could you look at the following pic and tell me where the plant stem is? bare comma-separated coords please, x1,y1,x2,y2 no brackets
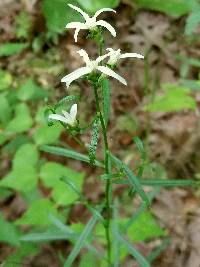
93,82,112,265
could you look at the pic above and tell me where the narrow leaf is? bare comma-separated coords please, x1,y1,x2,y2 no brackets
55,95,80,109
114,179,195,187
40,145,104,168
64,216,98,267
111,154,150,206
101,78,110,126
89,116,100,165
117,234,151,267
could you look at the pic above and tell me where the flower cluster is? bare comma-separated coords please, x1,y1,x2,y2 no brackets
49,4,144,127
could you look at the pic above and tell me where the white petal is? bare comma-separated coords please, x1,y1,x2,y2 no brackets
95,20,116,37
68,4,90,21
62,110,70,117
94,8,116,19
74,28,81,42
65,22,87,29
49,114,69,124
77,49,91,65
61,67,91,88
120,53,144,59
96,52,111,63
70,104,77,120
97,66,127,85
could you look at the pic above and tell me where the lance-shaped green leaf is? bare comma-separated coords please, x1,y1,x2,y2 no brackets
117,234,151,267
101,78,110,127
89,116,100,165
114,179,195,187
64,215,98,267
111,154,150,206
40,145,104,167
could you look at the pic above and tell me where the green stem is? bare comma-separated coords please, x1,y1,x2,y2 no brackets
93,82,112,265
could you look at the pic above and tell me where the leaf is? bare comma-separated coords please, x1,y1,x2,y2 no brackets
42,0,81,34
185,6,200,35
145,84,196,112
101,78,110,126
79,253,99,267
89,116,100,165
13,143,38,169
114,179,195,187
6,103,33,134
117,234,151,267
77,0,120,13
0,166,38,192
111,154,150,206
0,69,12,90
17,78,48,101
40,145,104,167
127,211,165,242
16,199,59,226
21,230,74,242
133,136,146,159
33,124,63,145
2,135,30,154
0,213,20,246
134,0,196,17
0,94,12,125
0,43,28,56
64,215,98,267
40,162,85,206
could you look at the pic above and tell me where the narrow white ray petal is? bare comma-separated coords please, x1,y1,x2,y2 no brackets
95,20,116,37
97,66,127,85
68,4,90,20
48,114,69,124
94,8,116,19
65,22,87,29
70,104,78,120
120,53,144,59
61,67,91,87
62,110,70,117
96,52,111,63
77,49,91,65
74,28,81,42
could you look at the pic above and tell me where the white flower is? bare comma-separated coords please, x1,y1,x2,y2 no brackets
48,104,77,126
66,4,116,42
61,49,127,88
106,48,144,65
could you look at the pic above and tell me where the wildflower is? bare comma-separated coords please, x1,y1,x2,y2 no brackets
106,48,144,65
66,4,116,42
49,104,77,126
61,49,127,87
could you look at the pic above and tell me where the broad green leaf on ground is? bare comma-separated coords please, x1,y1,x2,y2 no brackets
16,199,59,226
2,135,30,154
13,143,39,169
33,124,63,145
79,252,99,267
116,114,138,133
0,43,28,56
6,103,33,133
0,213,20,246
40,162,85,206
134,0,196,17
77,0,120,13
127,211,165,242
145,84,196,112
0,166,38,192
3,244,38,267
17,78,48,101
0,69,12,90
185,6,200,35
42,0,81,34
0,94,12,124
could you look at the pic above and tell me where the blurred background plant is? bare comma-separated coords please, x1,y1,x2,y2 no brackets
0,0,200,266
